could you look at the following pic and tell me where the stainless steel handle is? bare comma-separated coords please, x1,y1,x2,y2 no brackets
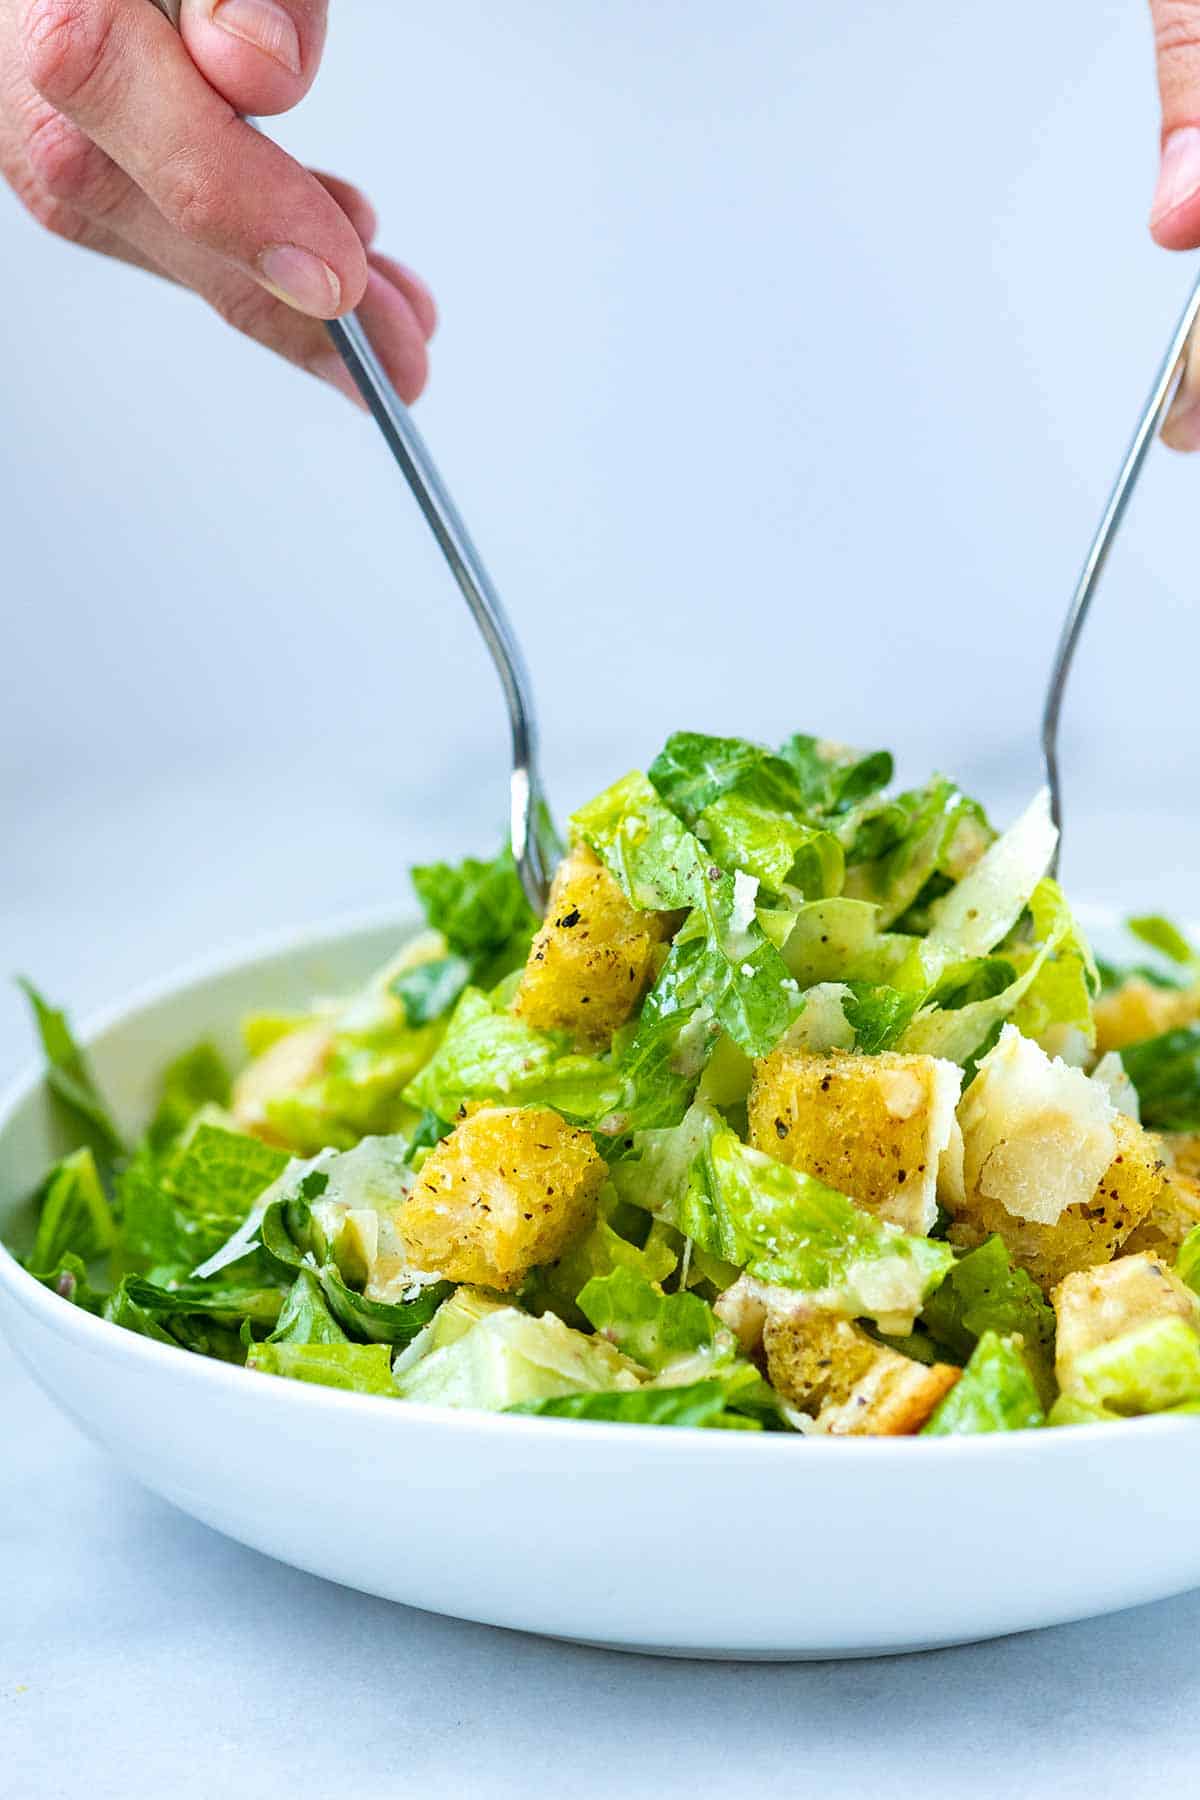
140,0,556,911
1042,268,1200,870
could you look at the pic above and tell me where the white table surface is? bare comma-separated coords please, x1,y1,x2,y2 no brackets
4,767,1200,1799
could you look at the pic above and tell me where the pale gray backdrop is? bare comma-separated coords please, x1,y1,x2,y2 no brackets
3,4,1200,1793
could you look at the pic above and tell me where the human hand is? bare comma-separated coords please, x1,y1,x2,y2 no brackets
1149,0,1200,446
0,0,435,406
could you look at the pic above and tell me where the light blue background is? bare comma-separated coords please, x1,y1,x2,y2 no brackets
3,3,1199,1791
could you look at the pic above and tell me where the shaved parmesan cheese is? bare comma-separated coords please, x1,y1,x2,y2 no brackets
959,1024,1116,1227
1090,1050,1141,1121
927,788,1057,960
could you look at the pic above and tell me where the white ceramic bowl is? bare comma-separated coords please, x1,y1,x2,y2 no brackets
2,912,1198,1659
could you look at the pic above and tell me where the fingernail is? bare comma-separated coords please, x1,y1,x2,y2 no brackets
1152,126,1200,227
310,352,367,410
1162,339,1200,451
211,0,301,73
257,244,341,316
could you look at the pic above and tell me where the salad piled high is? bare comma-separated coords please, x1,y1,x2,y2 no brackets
16,730,1200,1434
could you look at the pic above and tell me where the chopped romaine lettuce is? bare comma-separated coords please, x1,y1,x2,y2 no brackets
394,1289,640,1411
1127,915,1200,970
507,1380,761,1428
841,777,990,930
146,1042,232,1152
410,845,536,981
247,1340,398,1395
18,978,127,1163
576,1267,721,1371
404,987,622,1123
27,1147,114,1273
1120,1026,1200,1131
1057,1316,1200,1415
921,1332,1045,1435
389,954,472,1028
571,770,708,911
919,1236,1056,1405
777,736,894,816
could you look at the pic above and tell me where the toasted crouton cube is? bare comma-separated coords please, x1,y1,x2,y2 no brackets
1094,978,1200,1055
512,844,677,1050
945,1025,1164,1290
1052,1252,1200,1388
232,1022,334,1143
401,1105,603,1290
747,1047,962,1234
762,1306,960,1436
1122,1165,1200,1259
1164,1131,1200,1181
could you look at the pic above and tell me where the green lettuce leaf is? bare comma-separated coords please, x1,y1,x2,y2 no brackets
18,978,126,1163
119,1274,285,1328
1127,915,1200,970
1057,1315,1200,1416
522,1187,679,1324
318,1264,451,1345
841,777,990,930
32,1252,108,1315
389,954,472,1027
146,1042,231,1152
777,736,894,816
576,1266,719,1370
646,732,842,894
571,770,708,911
27,1146,115,1272
1005,879,1098,1053
506,1380,758,1428
118,1125,289,1275
919,1236,1056,1405
394,1290,640,1411
267,1267,347,1344
411,845,536,981
1176,1224,1200,1295
247,1340,398,1395
614,1105,950,1331
921,1331,1045,1435
404,986,622,1123
1121,1027,1200,1131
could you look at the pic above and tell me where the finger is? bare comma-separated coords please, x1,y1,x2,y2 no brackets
1162,330,1200,448
367,251,438,340
313,170,377,247
310,267,430,404
178,0,327,119
1149,0,1200,246
20,0,368,315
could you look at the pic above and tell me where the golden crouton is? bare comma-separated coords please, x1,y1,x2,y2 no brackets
950,1112,1164,1293
1052,1252,1200,1389
401,1105,604,1290
1094,978,1200,1054
512,844,677,1050
1122,1163,1200,1260
1165,1131,1200,1181
747,1048,962,1235
231,1022,334,1143
762,1307,960,1436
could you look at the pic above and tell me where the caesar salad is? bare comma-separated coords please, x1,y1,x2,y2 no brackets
14,730,1200,1435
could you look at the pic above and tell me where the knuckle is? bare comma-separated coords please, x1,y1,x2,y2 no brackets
157,147,228,243
21,0,119,111
1155,1,1200,58
23,104,107,206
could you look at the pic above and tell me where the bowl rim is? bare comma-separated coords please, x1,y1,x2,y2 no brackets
0,903,1190,1462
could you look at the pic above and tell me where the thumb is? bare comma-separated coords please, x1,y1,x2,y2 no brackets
1149,0,1200,246
179,0,328,118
